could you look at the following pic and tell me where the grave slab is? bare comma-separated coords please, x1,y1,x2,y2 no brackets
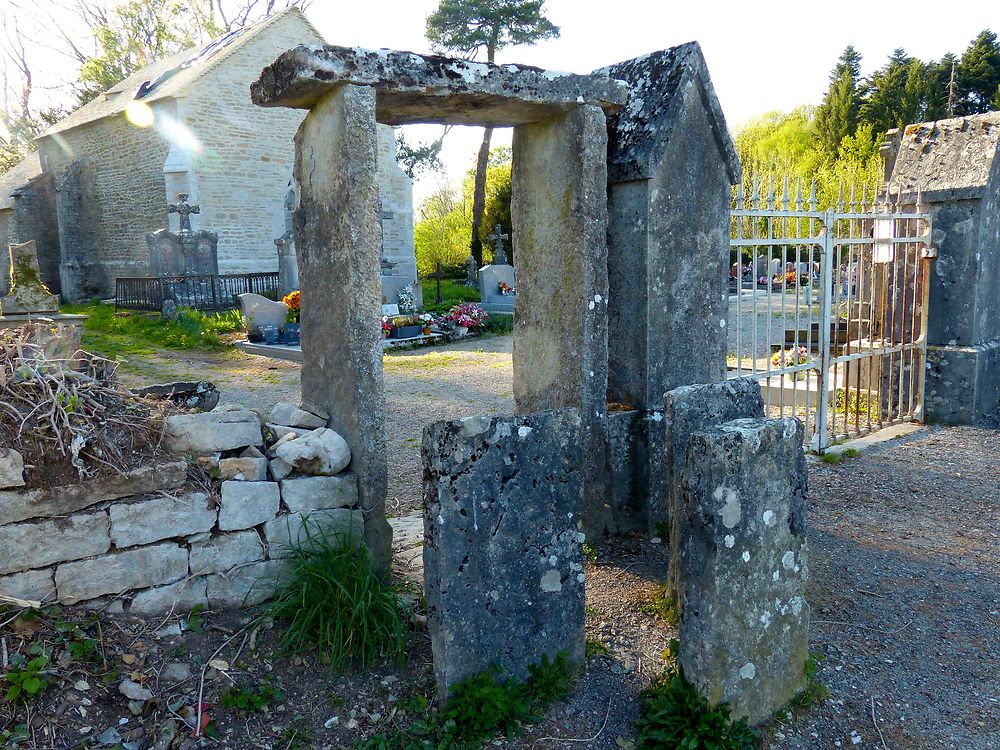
422,410,585,701
678,417,809,725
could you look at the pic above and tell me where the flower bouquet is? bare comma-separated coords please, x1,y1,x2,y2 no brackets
281,290,301,344
771,346,810,379
419,312,435,335
381,317,392,339
498,281,515,296
396,284,417,314
445,302,488,336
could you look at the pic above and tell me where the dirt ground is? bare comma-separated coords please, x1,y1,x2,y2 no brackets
3,338,997,749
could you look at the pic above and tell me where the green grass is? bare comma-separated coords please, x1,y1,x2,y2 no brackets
586,638,611,657
62,302,243,359
264,519,407,670
635,647,759,750
787,655,829,714
356,652,576,750
482,314,513,335
421,278,480,315
639,586,680,625
819,447,860,464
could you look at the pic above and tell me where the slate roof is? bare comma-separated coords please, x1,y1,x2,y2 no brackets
41,7,322,138
596,43,741,184
0,152,42,211
887,112,1000,200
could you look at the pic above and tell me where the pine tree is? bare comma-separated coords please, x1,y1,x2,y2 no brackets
957,30,1000,114
815,46,863,161
859,49,918,133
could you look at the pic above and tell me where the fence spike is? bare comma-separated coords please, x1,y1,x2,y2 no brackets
795,177,804,211
849,182,857,212
751,175,760,210
735,181,745,210
836,182,846,212
766,174,775,210
808,180,818,211
861,183,869,212
780,175,790,210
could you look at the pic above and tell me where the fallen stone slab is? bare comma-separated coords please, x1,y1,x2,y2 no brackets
110,492,216,548
280,474,358,512
274,427,351,476
55,543,189,604
164,407,262,454
0,460,187,525
252,44,628,127
218,481,280,531
190,531,265,574
0,448,25,489
129,577,209,615
267,424,310,443
0,568,55,602
269,402,326,429
423,410,586,700
263,509,364,558
132,381,220,412
0,511,110,575
678,417,809,725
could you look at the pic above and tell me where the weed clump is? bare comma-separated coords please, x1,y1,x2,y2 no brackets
265,520,407,670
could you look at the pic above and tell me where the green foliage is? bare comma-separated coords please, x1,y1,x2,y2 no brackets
356,652,575,750
586,638,611,657
220,681,283,712
265,519,407,670
635,663,759,750
957,30,1000,114
4,649,51,702
788,654,829,713
426,0,559,60
581,544,599,564
819,447,860,464
815,46,863,162
482,315,513,335
421,279,481,315
396,130,446,179
640,586,680,625
62,302,242,357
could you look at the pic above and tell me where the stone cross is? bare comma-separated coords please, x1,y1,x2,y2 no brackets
168,193,200,233
487,224,510,266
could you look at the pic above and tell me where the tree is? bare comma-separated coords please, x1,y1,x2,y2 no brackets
815,46,863,161
475,146,512,262
414,185,471,277
859,48,921,134
425,0,558,267
395,129,448,179
957,30,1000,114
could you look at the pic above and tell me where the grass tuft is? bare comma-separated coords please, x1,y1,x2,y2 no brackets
640,586,680,625
264,518,407,670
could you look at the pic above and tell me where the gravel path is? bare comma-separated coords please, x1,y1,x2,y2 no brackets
116,343,998,748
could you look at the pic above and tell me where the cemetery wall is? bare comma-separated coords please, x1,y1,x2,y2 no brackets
11,173,62,294
0,404,364,612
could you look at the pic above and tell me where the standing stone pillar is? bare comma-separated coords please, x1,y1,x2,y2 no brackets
511,104,610,538
293,84,391,576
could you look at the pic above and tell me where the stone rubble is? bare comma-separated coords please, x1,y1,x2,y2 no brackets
0,448,25,489
273,427,351,475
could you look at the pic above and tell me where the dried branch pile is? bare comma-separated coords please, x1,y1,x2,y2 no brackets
0,324,166,485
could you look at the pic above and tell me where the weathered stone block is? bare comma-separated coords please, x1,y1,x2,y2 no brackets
207,560,286,607
110,492,216,548
263,509,363,558
190,531,264,574
423,410,586,701
511,105,610,537
294,84,391,576
0,568,55,602
664,378,764,595
0,240,59,314
925,340,1000,425
678,417,809,725
269,402,326,429
269,457,293,481
273,427,351,476
218,481,280,531
280,474,358,512
0,449,25,489
605,409,667,536
55,543,189,604
164,407,262,454
0,460,187,525
219,456,269,481
130,577,209,615
0,511,110,575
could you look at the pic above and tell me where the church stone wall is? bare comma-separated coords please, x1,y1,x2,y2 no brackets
182,12,321,275
39,115,170,296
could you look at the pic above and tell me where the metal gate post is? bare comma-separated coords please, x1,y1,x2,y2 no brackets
813,209,836,452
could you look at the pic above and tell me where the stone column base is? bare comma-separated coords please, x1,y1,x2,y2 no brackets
925,340,1000,425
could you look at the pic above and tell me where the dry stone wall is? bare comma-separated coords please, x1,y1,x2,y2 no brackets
0,401,363,612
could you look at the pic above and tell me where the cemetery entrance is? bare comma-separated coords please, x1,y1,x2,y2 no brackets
728,182,934,452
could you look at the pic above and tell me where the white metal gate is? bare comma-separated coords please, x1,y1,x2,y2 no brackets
728,179,934,452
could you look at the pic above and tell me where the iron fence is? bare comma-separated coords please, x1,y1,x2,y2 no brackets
729,178,934,451
115,273,281,312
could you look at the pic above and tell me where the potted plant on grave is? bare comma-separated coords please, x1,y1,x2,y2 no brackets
397,284,417,314
281,290,301,344
445,302,488,336
419,312,435,335
389,315,423,339
771,346,810,379
381,317,392,339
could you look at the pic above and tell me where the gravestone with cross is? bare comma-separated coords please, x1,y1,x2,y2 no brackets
146,193,219,276
478,223,516,314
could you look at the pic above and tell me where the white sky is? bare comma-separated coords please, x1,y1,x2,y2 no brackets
4,0,997,204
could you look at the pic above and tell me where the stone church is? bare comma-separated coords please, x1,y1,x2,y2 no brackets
0,8,415,302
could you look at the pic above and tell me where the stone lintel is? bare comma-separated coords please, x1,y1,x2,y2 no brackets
252,44,627,126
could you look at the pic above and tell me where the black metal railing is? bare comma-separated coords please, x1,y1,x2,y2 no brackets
115,273,281,312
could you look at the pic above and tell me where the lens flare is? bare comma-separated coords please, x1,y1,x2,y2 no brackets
124,100,155,128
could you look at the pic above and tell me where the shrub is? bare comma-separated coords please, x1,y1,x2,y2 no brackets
635,664,759,750
264,519,407,669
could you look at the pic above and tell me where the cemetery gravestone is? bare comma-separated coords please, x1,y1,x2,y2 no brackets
238,293,287,338
478,223,516,314
0,240,59,315
422,410,586,700
678,417,809,726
